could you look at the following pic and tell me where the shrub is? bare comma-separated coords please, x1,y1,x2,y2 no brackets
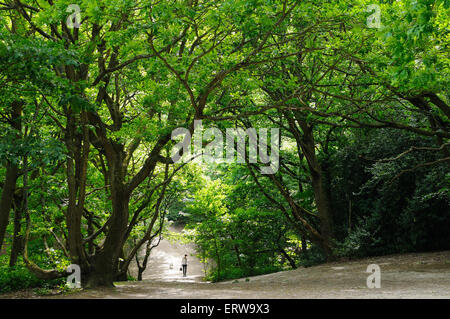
0,257,65,294
297,245,327,267
205,265,283,282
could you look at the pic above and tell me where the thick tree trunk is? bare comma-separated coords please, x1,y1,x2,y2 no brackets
310,170,334,257
85,251,115,287
86,148,130,287
278,111,335,258
0,101,22,250
0,163,19,250
86,196,129,287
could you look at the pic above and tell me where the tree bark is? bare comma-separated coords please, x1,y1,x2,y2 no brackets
22,155,65,279
279,247,297,269
9,199,23,267
0,163,19,251
301,236,307,254
0,100,22,250
85,145,129,287
293,113,335,259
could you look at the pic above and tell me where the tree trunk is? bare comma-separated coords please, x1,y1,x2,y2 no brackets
0,163,19,251
295,115,334,259
301,236,307,254
230,234,242,267
65,110,90,269
86,148,130,287
137,236,160,281
0,101,22,250
85,251,115,287
9,201,23,267
279,247,297,269
85,196,129,287
309,169,334,258
22,155,65,280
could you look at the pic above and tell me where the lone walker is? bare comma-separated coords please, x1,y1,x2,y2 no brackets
181,254,188,277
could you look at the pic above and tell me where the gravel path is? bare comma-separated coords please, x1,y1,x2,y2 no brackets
50,251,450,299
128,224,205,283
1,228,449,299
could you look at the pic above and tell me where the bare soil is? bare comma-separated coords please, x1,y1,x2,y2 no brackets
76,250,450,299
2,225,449,299
2,250,449,299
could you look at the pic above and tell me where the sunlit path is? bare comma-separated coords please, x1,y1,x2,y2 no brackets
130,224,205,283
32,250,450,299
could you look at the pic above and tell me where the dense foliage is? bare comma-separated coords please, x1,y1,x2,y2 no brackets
0,0,448,290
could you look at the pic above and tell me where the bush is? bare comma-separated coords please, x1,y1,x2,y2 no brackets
206,265,282,282
334,218,383,258
0,256,65,294
329,128,450,258
297,245,327,267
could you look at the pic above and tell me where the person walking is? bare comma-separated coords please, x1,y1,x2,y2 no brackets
181,254,188,277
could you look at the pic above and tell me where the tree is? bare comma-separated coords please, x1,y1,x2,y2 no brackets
1,0,303,287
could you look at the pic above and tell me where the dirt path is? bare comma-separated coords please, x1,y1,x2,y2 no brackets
128,224,205,283
1,231,449,299
45,250,450,299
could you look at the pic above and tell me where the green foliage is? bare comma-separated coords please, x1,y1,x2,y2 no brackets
296,246,327,268
374,0,449,94
335,219,382,258
206,265,282,283
0,256,64,294
329,128,450,257
184,169,301,281
0,0,448,291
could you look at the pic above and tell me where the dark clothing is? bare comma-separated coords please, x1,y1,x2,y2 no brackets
182,264,187,277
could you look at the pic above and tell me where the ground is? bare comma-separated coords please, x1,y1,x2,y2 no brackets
1,227,449,299
127,224,206,283
49,250,450,299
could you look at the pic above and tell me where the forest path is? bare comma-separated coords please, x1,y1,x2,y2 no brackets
128,224,205,283
48,250,450,299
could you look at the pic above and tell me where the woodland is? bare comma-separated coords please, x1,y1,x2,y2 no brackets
0,0,448,291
